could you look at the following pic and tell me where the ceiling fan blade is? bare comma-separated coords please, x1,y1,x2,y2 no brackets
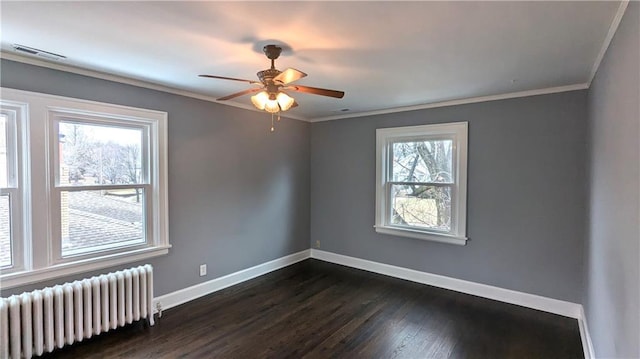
199,74,260,84
217,87,262,101
273,68,307,85
289,85,345,99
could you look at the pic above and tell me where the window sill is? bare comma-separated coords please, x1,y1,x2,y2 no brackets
0,245,171,289
374,225,468,246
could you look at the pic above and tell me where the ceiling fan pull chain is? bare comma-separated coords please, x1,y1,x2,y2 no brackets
277,112,281,122
271,112,275,132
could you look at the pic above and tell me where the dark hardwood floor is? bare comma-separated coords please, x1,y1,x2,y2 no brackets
41,259,583,358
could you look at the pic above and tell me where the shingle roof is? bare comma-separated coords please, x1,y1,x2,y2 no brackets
1,191,144,267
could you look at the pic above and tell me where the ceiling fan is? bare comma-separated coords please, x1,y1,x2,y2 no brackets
199,45,345,115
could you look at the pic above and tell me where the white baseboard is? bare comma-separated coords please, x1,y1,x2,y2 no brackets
152,248,591,358
312,248,593,358
154,249,310,311
310,249,582,319
579,306,595,359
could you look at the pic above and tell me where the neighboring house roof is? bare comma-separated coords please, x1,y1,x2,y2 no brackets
0,191,143,266
62,191,144,253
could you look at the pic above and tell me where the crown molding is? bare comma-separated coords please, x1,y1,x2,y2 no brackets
0,47,600,125
0,51,307,122
587,0,629,86
309,83,590,122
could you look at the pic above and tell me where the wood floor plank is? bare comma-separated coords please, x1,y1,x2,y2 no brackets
40,259,583,358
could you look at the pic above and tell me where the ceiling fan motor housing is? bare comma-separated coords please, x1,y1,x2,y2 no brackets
257,68,281,84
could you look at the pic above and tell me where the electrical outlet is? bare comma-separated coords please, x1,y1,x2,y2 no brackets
315,240,320,248
199,264,207,276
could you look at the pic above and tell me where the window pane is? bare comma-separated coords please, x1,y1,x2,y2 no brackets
61,189,145,257
58,122,143,186
392,140,453,183
390,184,451,232
0,194,12,267
0,114,8,188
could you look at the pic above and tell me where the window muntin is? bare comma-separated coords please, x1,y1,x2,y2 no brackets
376,122,468,245
0,88,169,289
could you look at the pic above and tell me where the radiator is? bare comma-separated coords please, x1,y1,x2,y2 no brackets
0,264,155,359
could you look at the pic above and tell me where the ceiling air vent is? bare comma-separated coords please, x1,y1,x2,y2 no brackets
12,44,66,61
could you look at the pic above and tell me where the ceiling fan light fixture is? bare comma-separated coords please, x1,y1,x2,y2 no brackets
202,43,344,127
252,91,295,113
276,92,295,111
251,91,269,110
264,99,281,113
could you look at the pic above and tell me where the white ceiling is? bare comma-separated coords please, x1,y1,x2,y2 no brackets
0,1,623,121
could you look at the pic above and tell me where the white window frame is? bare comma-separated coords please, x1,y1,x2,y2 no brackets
0,100,29,274
375,122,468,245
50,112,152,262
0,88,170,288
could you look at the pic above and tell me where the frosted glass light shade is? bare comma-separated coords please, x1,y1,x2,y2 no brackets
251,91,269,110
264,100,280,113
276,92,294,111
251,91,295,113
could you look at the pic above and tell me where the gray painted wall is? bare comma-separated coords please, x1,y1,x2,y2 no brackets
585,2,639,357
5,21,636,356
311,91,588,303
0,59,311,297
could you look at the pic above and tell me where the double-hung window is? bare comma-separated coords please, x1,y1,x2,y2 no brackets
375,122,468,245
0,100,27,273
52,116,151,259
0,88,169,288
